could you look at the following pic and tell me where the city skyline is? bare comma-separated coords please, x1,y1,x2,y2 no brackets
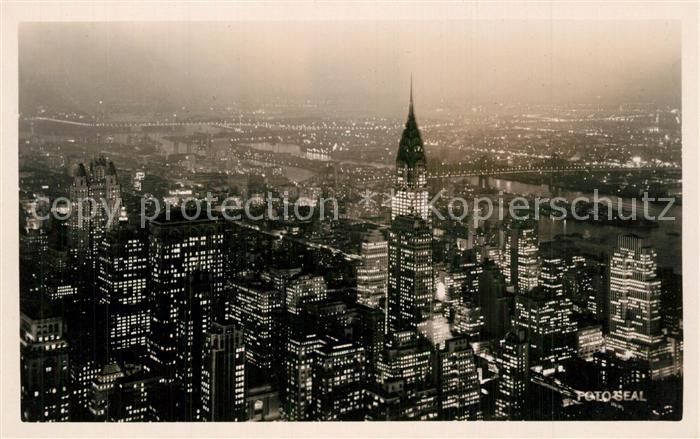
19,84,684,422
16,18,685,426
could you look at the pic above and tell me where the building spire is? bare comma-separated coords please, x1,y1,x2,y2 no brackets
409,74,414,115
396,75,425,167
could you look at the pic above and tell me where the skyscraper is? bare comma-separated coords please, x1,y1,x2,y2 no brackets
67,163,90,266
20,305,70,422
376,331,434,387
387,216,434,335
607,235,667,378
388,84,435,337
229,276,283,371
201,322,246,421
19,219,48,291
563,258,608,323
68,158,122,271
516,224,539,293
447,251,484,340
68,355,100,421
538,248,566,298
532,248,577,365
502,220,539,293
283,323,322,421
97,228,150,363
63,162,124,421
312,336,366,421
146,212,224,420
44,228,79,301
356,229,388,310
495,330,529,420
391,80,429,223
476,262,511,342
437,337,482,420
512,284,576,368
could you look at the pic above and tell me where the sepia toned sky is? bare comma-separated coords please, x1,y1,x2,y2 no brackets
19,21,681,115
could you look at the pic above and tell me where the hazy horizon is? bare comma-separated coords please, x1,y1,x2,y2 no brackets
19,21,681,117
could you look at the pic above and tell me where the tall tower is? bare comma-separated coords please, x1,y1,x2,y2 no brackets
68,163,90,265
495,330,529,420
229,276,283,373
146,212,225,421
68,158,123,271
201,322,246,421
387,82,434,336
66,159,123,420
283,320,322,421
356,229,389,310
391,79,429,222
502,220,539,293
97,228,150,364
607,235,665,376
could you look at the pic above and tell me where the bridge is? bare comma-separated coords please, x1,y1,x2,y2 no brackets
26,116,253,129
353,163,681,188
25,116,373,131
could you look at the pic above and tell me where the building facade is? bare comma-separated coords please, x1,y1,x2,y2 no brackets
201,322,246,421
146,213,224,420
356,229,388,310
97,228,150,363
20,308,70,421
607,235,667,378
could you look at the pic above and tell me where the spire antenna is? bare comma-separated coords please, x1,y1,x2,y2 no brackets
409,74,414,109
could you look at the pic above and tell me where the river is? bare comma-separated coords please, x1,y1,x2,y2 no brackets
468,177,682,272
